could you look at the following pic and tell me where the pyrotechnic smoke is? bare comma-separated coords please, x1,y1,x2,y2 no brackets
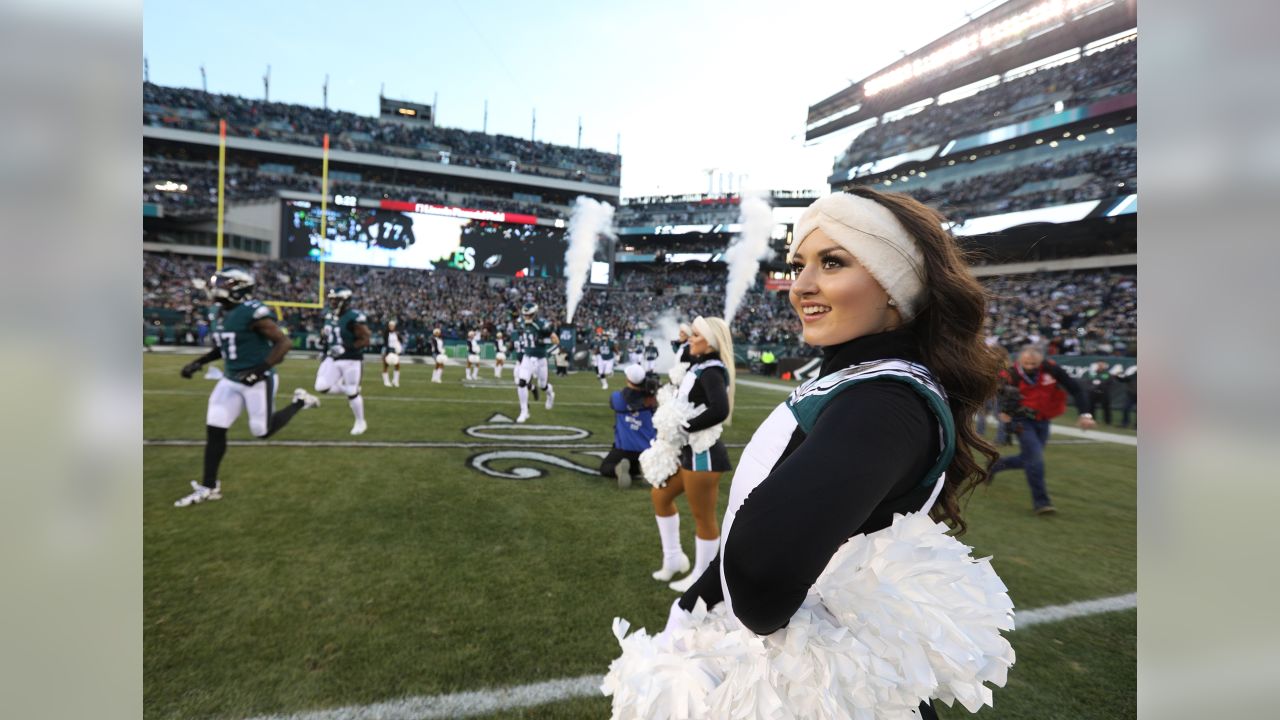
644,310,684,373
564,196,615,322
722,195,775,322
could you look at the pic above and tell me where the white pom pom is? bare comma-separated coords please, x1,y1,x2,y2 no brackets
603,514,1015,719
688,425,722,454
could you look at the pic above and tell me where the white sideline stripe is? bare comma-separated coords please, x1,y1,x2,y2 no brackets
143,389,778,410
242,675,605,720
1047,423,1137,446
144,439,750,449
1018,592,1136,628
239,593,1136,720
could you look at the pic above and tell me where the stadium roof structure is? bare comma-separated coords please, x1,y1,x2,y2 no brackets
805,0,1137,141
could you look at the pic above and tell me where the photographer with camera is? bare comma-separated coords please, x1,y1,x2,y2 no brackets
599,365,657,489
989,345,1095,515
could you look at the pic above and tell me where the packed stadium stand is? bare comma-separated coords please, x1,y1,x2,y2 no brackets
143,0,1138,368
144,83,620,184
144,252,1136,361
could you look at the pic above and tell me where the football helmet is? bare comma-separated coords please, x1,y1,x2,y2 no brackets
327,286,354,312
207,268,255,305
520,301,538,317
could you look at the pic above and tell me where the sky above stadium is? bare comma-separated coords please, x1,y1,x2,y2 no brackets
143,0,1003,198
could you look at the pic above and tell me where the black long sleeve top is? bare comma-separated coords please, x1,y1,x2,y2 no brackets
684,352,730,433
678,330,942,636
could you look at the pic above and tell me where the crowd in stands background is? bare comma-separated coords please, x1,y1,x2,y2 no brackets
146,137,1133,227
900,145,1136,223
834,39,1135,174
144,83,620,184
144,152,571,219
144,253,1136,359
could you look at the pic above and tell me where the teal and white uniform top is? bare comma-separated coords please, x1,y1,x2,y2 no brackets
518,318,555,359
210,300,276,380
599,342,615,360
608,357,1016,718
322,307,367,360
719,358,955,618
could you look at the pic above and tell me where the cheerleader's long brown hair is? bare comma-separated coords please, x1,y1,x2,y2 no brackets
844,187,1004,535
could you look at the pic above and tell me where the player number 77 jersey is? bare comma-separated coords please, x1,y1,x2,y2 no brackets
210,300,275,375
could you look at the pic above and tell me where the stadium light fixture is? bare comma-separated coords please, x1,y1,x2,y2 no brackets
1050,140,1060,147
862,0,1112,97
1036,138,1044,144
1077,134,1086,141
1107,127,1116,134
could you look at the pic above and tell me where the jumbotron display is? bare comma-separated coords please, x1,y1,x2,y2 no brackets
279,199,609,282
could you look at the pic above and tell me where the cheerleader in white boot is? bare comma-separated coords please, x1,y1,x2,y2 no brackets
643,316,735,593
606,189,1014,720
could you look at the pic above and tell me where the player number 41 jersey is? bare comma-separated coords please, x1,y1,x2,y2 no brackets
322,308,367,360
518,319,555,358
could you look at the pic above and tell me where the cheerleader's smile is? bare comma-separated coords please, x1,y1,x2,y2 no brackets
788,228,899,347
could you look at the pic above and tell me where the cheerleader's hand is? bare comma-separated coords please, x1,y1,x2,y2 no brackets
655,599,694,652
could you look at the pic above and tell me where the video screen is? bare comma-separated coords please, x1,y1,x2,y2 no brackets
280,200,605,280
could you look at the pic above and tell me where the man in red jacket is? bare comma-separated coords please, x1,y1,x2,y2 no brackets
991,346,1096,514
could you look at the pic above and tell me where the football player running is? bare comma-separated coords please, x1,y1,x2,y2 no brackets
493,331,508,379
514,301,558,423
175,268,320,507
429,328,446,383
597,334,617,389
381,319,403,388
315,286,371,435
643,339,660,372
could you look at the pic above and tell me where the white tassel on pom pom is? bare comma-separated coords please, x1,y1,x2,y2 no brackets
640,378,720,487
603,513,1015,720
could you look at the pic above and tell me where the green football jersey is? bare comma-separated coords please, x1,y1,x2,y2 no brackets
323,308,368,360
210,300,276,377
518,318,555,359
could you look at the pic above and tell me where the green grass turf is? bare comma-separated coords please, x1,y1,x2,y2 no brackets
144,352,1135,719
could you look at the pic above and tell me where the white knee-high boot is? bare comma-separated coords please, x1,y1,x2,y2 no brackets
669,536,720,592
652,514,690,581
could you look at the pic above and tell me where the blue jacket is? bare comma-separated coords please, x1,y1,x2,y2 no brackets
610,388,656,452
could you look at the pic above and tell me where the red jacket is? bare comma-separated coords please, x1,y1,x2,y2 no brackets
1001,360,1090,421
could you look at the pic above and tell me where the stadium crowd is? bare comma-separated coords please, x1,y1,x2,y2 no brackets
900,145,1137,221
144,153,576,219
835,39,1136,173
144,253,1135,358
143,83,621,184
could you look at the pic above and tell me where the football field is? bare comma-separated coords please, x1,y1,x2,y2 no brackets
144,353,1136,720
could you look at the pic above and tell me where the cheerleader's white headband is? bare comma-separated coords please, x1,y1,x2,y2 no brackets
790,192,926,322
691,316,718,350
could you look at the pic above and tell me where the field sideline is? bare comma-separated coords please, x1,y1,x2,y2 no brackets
143,353,1136,720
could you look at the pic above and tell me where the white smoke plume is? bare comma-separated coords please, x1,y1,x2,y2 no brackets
722,195,775,322
564,196,615,322
643,310,684,373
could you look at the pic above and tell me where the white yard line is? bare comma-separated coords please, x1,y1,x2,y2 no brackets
239,593,1136,720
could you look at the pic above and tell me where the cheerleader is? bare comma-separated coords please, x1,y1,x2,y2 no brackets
606,189,1013,719
644,316,735,594
381,320,402,388
428,328,446,383
464,330,482,381
493,331,507,378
